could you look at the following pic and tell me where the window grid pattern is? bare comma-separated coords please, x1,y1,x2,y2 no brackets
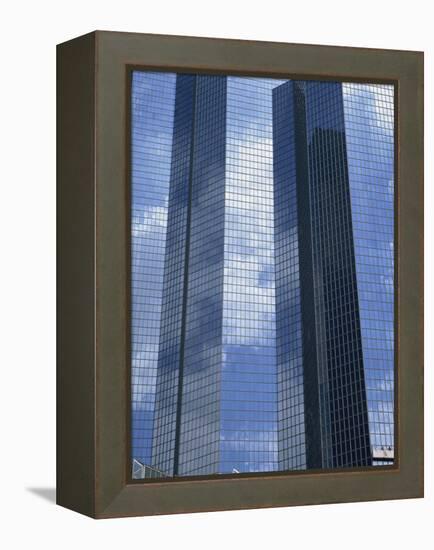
130,71,176,469
272,81,307,470
152,75,196,475
305,82,372,467
178,76,227,475
221,77,284,474
343,84,394,460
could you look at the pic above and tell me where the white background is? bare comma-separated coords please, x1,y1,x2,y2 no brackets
1,0,432,548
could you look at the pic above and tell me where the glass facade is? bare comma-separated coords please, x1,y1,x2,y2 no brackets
273,81,372,468
173,75,227,476
272,80,394,468
343,84,395,465
130,71,176,468
222,77,286,474
131,71,395,478
273,81,309,471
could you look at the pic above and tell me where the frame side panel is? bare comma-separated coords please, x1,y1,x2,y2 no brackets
95,33,129,515
56,32,96,518
397,53,424,495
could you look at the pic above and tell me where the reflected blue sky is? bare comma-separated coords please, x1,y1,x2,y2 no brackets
131,72,395,477
131,72,176,466
343,84,394,458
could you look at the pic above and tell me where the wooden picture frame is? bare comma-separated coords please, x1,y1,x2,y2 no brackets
57,30,424,518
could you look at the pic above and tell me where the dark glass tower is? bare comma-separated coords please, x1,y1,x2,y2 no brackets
273,81,394,469
130,71,394,478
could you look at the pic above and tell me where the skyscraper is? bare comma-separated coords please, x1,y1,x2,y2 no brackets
151,74,285,476
130,72,394,478
273,80,394,469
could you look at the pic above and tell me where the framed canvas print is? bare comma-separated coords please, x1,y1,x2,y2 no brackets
57,31,423,518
